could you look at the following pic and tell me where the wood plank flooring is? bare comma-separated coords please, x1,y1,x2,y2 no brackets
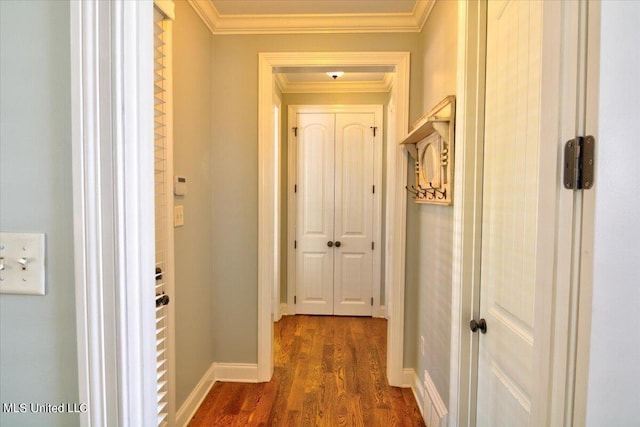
188,315,425,426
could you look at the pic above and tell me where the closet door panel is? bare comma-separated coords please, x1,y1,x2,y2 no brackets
333,113,374,316
295,113,335,315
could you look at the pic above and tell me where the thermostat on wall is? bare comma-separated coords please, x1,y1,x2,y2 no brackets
174,176,187,196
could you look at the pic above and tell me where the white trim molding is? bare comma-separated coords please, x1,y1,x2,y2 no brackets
258,51,410,386
187,0,434,35
175,363,216,427
214,363,260,383
274,73,394,94
71,1,157,426
403,369,426,415
449,1,486,425
423,369,449,427
403,368,448,427
176,362,259,427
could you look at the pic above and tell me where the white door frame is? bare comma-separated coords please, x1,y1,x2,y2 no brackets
258,52,410,385
287,104,384,317
71,17,411,422
71,1,158,425
450,1,595,425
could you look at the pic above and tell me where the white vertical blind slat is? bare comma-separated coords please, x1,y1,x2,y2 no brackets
154,6,170,427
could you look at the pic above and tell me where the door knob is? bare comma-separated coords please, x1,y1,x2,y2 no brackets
334,241,341,247
327,241,334,247
155,293,170,308
470,318,487,334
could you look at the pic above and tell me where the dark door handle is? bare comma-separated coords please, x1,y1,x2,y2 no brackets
156,293,170,308
327,241,334,247
335,241,341,247
470,318,487,334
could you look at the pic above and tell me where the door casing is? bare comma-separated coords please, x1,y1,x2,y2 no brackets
258,52,410,385
287,105,384,317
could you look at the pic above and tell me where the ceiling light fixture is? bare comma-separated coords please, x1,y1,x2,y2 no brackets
326,71,344,80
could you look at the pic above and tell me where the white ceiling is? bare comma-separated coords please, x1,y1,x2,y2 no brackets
284,72,386,83
211,0,417,16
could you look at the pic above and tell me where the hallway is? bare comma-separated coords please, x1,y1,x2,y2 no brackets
188,316,425,426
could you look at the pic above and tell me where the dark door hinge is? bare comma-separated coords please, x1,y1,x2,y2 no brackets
294,296,297,304
294,184,297,193
371,241,375,250
371,297,374,306
370,126,378,137
292,127,298,137
294,240,297,249
372,185,375,194
564,136,595,190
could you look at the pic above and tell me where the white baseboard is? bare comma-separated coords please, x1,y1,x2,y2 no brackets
213,362,259,383
279,303,386,317
403,368,448,427
176,362,259,427
279,302,290,317
176,362,216,427
403,368,426,415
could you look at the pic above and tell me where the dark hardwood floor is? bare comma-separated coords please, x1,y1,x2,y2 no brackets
188,315,425,426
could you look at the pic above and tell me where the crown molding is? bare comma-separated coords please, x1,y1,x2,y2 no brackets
188,0,435,35
187,0,220,34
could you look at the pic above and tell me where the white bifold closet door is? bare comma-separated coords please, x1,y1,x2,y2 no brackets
295,111,376,316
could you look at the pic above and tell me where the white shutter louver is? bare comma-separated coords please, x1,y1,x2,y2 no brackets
154,6,171,426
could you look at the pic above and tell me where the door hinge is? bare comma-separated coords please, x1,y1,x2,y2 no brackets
371,297,374,306
372,185,375,194
294,240,297,249
370,126,378,137
292,127,298,137
294,296,297,304
564,136,595,190
371,241,375,250
294,184,297,193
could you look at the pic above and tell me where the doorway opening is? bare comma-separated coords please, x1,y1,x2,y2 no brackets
285,104,384,317
257,51,410,386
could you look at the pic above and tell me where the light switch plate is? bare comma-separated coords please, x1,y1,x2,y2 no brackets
0,232,46,295
174,205,184,227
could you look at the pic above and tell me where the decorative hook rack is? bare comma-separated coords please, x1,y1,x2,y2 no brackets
399,95,456,205
405,183,447,201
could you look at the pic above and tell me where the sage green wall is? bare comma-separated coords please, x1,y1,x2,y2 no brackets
173,1,215,408
280,92,389,306
0,1,79,426
212,33,421,363
404,0,458,406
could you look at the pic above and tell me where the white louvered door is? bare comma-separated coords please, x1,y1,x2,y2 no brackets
153,5,174,426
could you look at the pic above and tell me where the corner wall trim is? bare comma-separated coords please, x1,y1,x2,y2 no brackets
423,369,448,427
403,368,425,415
403,368,448,427
176,363,216,427
176,362,259,427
